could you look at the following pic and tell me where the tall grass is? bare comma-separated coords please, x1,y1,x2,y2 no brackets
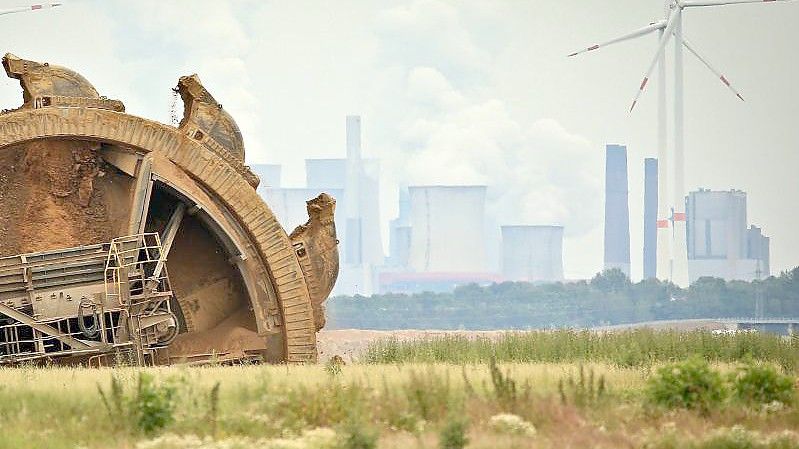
363,329,799,369
0,361,797,449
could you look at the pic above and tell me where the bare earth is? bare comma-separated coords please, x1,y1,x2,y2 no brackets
317,329,511,362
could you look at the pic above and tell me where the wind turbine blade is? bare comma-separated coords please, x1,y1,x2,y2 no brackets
630,9,681,112
682,37,745,101
568,20,667,57
0,3,61,16
682,0,793,7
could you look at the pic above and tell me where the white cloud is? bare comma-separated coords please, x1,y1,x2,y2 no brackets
2,0,794,279
397,67,601,237
376,0,488,79
367,2,604,275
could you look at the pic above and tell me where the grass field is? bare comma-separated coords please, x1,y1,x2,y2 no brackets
363,329,799,368
0,330,797,449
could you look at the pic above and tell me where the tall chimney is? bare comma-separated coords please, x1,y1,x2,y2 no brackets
345,115,363,265
603,144,631,277
643,158,658,279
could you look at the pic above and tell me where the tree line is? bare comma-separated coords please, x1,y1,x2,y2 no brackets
326,267,799,330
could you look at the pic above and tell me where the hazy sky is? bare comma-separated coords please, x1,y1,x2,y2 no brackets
1,0,796,280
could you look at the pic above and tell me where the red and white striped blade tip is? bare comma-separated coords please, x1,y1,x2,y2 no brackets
568,45,599,57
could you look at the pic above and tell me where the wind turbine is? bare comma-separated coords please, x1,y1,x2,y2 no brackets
0,3,61,16
570,0,792,286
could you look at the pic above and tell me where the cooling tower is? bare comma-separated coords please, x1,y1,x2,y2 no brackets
643,158,658,279
408,185,487,273
603,144,631,277
501,225,564,282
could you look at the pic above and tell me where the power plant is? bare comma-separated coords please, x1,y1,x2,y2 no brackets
569,0,788,286
686,189,770,282
259,118,384,296
256,120,774,293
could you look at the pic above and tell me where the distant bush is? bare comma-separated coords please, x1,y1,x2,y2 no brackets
403,368,454,421
328,267,799,332
558,364,607,407
730,362,796,406
647,358,726,413
489,358,518,411
98,372,177,434
339,412,378,449
136,373,177,434
439,412,469,449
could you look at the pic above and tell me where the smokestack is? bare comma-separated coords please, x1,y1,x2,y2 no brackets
345,115,362,265
501,225,564,282
643,158,658,279
603,144,631,277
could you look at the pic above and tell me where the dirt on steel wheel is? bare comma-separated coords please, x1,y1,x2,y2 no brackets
0,53,339,364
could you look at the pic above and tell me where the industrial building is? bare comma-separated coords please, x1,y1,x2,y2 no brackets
747,225,770,278
604,144,631,277
501,225,564,282
686,188,770,282
643,158,658,279
387,186,411,268
264,187,345,233
249,163,282,194
306,158,346,189
303,157,384,268
256,116,384,296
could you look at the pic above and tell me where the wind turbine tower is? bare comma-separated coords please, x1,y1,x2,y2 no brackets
570,0,792,286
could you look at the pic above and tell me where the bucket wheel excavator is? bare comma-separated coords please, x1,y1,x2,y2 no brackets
0,54,338,365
